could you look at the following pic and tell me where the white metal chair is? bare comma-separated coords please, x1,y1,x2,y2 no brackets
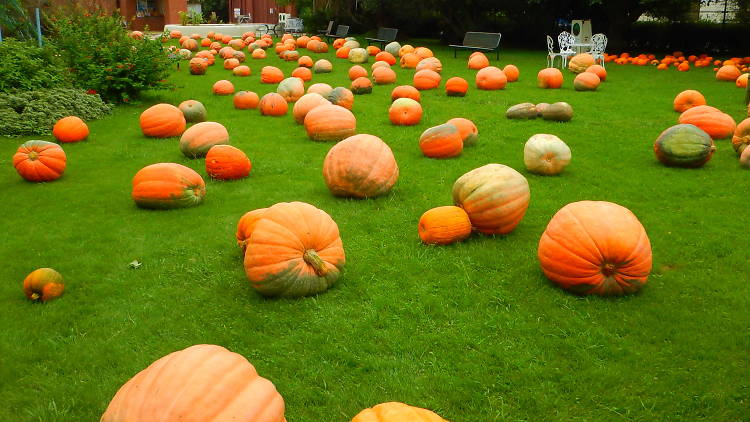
557,31,576,68
547,35,561,68
284,18,304,35
589,33,608,68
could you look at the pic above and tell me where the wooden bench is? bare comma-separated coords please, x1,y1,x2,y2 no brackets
365,27,398,48
324,25,349,42
317,20,334,35
449,32,502,59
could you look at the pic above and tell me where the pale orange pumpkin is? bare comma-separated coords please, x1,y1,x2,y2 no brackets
349,65,368,80
261,66,284,84
323,134,399,198
293,93,331,124
447,117,478,146
476,66,507,90
391,85,420,102
291,66,312,82
304,104,356,141
352,402,448,422
277,77,305,102
673,90,706,112
372,66,397,85
212,80,235,95
537,68,563,89
716,65,741,81
678,105,735,139
468,53,489,69
502,64,520,82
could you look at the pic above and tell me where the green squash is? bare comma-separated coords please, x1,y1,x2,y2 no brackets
541,102,573,122
654,124,715,168
506,103,538,119
178,100,207,123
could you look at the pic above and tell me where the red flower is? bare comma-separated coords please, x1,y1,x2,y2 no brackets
86,89,98,95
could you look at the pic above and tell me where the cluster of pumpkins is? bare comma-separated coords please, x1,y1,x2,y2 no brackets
604,51,750,78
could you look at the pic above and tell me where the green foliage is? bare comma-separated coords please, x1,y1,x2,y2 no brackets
0,38,67,93
48,6,172,103
178,10,204,25
199,0,228,23
0,0,36,40
0,88,112,136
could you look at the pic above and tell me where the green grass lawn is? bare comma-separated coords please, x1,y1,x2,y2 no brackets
1,39,748,421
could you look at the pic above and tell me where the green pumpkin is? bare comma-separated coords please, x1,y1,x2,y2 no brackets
506,103,538,119
178,100,207,123
654,124,715,168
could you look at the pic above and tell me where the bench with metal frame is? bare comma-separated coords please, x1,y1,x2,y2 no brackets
324,25,349,42
317,20,334,35
365,27,398,48
449,32,502,60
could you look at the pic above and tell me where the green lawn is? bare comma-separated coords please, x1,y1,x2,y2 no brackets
1,39,748,421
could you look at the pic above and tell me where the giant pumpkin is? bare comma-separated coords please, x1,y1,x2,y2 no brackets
447,117,478,146
52,116,89,143
419,123,463,158
237,208,268,253
523,134,572,175
179,100,207,123
389,98,422,125
293,93,331,124
352,402,448,422
390,85,420,102
673,89,706,113
259,93,289,116
304,104,357,141
277,77,305,102
179,121,230,158
413,69,441,90
261,66,284,84
654,124,715,167
12,140,66,182
537,68,563,89
323,134,399,198
732,117,750,154
140,104,186,138
476,66,507,90
131,163,206,209
205,145,251,180
568,53,595,73
678,105,735,139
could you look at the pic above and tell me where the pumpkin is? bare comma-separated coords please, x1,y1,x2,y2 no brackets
732,117,750,154
371,61,390,71
23,268,64,302
304,104,357,141
351,77,373,94
259,93,289,116
506,103,538,119
219,47,236,59
568,53,595,73
313,59,333,73
372,66,397,84
129,31,144,40
243,201,345,297
418,206,472,245
52,116,88,143
391,85,420,102
375,51,397,65
291,66,312,82
251,48,266,59
352,402,448,422
535,102,549,116
212,80,235,95
308,83,333,97
413,69,441,90
293,93,331,124
205,145,251,180
348,48,369,63
233,65,251,77
452,164,530,234
366,45,380,56
343,40,360,50
399,44,415,57
182,38,198,51
179,122,230,158
523,134,572,175
236,208,268,252
223,58,240,70
445,77,468,96
323,134,399,198
541,102,573,122
298,55,314,67
400,53,420,68
188,57,208,75
296,36,310,48
384,41,401,56
737,73,749,88
678,105,735,139
475,66,507,90
200,37,211,47
585,64,606,81
177,48,192,60
716,65,741,81
282,50,300,62
221,34,232,44
336,47,351,59
327,87,355,110
131,163,205,209
654,124,715,167
261,66,284,84
349,65,368,80
139,103,186,137
573,72,600,91
673,89,706,112
468,53,489,69
277,77,305,102
537,68,563,88
416,57,442,73
414,47,433,59
308,40,329,53
389,98,422,125
178,100,207,123
169,30,182,38
13,141,65,182
101,344,287,422
195,50,215,65
538,201,652,296
503,64,520,82
447,117,478,146
419,123,463,158
741,146,750,168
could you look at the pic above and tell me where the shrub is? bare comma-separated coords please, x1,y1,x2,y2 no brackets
0,89,112,136
0,39,67,93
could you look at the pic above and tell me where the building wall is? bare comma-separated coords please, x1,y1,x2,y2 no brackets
44,0,186,30
227,0,295,24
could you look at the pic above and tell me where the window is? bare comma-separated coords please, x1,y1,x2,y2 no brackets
135,0,162,17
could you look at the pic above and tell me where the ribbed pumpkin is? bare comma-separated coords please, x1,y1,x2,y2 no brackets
349,65,368,80
236,208,268,252
416,57,442,73
468,53,489,69
352,402,448,422
736,73,749,88
452,164,530,235
419,123,463,158
585,64,606,81
732,117,750,154
372,66,397,85
476,66,507,90
296,36,310,48
654,124,715,167
293,93,331,124
291,66,312,82
375,51,397,65
219,47,236,59
181,38,198,51
336,46,351,59
298,55,313,67
233,91,260,109
205,145,251,180
131,163,205,209
304,104,357,141
673,89,706,112
538,201,652,296
398,44,415,57
52,116,89,143
389,98,422,125
178,100,207,123
503,64,520,82
243,202,345,297
400,53,420,69
568,53,595,73
391,85,420,102
716,65,741,81
413,69,441,90
327,87,355,110
261,66,284,84
281,50,299,62
445,77,468,96
233,65,251,76
447,117,478,146
348,48,369,63
223,58,240,70
323,134,399,198
212,79,235,95
366,45,380,56
351,77,373,94
277,77,305,102
139,104,186,138
418,206,472,245
23,268,65,302
101,344,287,422
678,105,735,139
195,50,215,65
308,83,333,97
537,68,563,89
259,93,289,117
523,134,572,175
384,41,401,56
573,72,600,91
414,47,433,59
251,48,266,59
179,122,230,158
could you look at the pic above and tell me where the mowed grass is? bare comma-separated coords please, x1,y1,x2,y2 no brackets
1,39,749,421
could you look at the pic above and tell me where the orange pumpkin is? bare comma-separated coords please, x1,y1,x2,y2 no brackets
52,116,89,143
293,93,332,124
308,83,333,97
413,69,441,90
502,64,519,82
538,201,652,296
366,45,380,56
251,48,266,59
391,85,420,102
179,121,230,158
398,44,415,57
678,105,735,139
585,64,606,81
131,163,205,209
389,98,422,126
352,402,448,422
13,140,66,182
333,38,346,49
243,201,345,297
260,66,284,84
468,53,489,69
673,90,706,113
476,66,507,90
568,53,595,73
419,123,463,158
537,68,563,89
101,344,286,422
349,65,368,80
372,66,397,84
736,73,749,88
573,72,600,91
416,57,442,73
732,117,750,154
414,47,433,59
327,87,354,110
232,65,251,76
290,66,311,82
298,55,314,67
277,77,305,102
23,268,65,302
139,103,186,137
304,104,357,141
418,206,472,245
375,51,396,65
212,79,235,95
399,53,420,68
445,76,468,96
205,145,251,180
336,46,351,59
296,35,310,48
323,134,399,198
236,208,268,252
259,93,289,116
351,77,373,94
716,65,741,81
223,58,240,70
447,117,478,146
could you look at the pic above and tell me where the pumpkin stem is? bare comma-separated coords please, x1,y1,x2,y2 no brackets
601,263,617,276
30,292,40,300
303,249,328,277
28,151,38,161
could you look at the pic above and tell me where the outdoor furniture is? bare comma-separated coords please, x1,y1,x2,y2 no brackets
237,14,252,24
317,20,334,35
284,18,304,35
546,35,561,68
325,25,349,42
449,32,501,60
557,31,576,68
589,33,608,68
365,27,398,48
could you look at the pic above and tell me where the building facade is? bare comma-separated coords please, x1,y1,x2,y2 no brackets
227,0,295,24
46,0,186,30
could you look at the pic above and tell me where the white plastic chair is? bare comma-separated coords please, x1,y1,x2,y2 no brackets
557,31,576,68
547,35,561,68
589,33,607,68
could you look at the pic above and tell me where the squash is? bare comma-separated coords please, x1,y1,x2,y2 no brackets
568,53,595,73
400,53,420,69
13,140,67,182
313,59,333,73
304,104,357,141
223,58,240,70
298,55,314,67
447,117,478,146
541,102,573,122
535,102,549,116
475,66,506,90
375,51,397,65
366,45,380,56
251,48,266,59
523,134,572,175
413,69,441,90
419,123,463,158
277,77,305,102
232,65,251,76
188,57,208,75
343,40,360,49
348,47,369,63
349,65,368,80
336,47,351,59
391,85,420,102
372,66,397,85
52,116,88,143
389,98,422,125
293,93,331,124
736,73,749,88
654,124,715,167
323,134,399,198
195,50,214,65
351,77,372,94
296,36,310,48
259,93,289,116
291,66,312,82
23,268,64,302
131,163,205,209
716,65,741,81
416,57,442,73
384,41,401,56
327,87,355,110
506,103,538,119
573,72,600,91
585,64,606,81
307,83,333,97
503,64,519,82
236,208,268,253
673,89,706,112
140,103,186,137
418,206,472,245
261,66,284,84
538,201,652,296
445,77,468,96
678,105,735,139
205,145,251,180
352,402,448,422
178,100,207,123
468,53,489,69
452,164,530,234
244,201,345,297
414,47,433,59
233,91,260,109
741,146,750,168
732,117,750,154
101,344,286,422
212,80,235,95
179,121,230,158
537,68,563,88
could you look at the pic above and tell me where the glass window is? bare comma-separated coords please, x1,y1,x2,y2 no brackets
135,0,162,17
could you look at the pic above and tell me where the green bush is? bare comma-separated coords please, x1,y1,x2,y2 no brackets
0,39,67,93
0,89,112,136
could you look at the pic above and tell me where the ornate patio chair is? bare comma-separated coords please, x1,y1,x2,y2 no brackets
557,31,576,68
547,35,561,68
589,33,608,68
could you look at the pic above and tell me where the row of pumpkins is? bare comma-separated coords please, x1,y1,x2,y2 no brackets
605,50,750,76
